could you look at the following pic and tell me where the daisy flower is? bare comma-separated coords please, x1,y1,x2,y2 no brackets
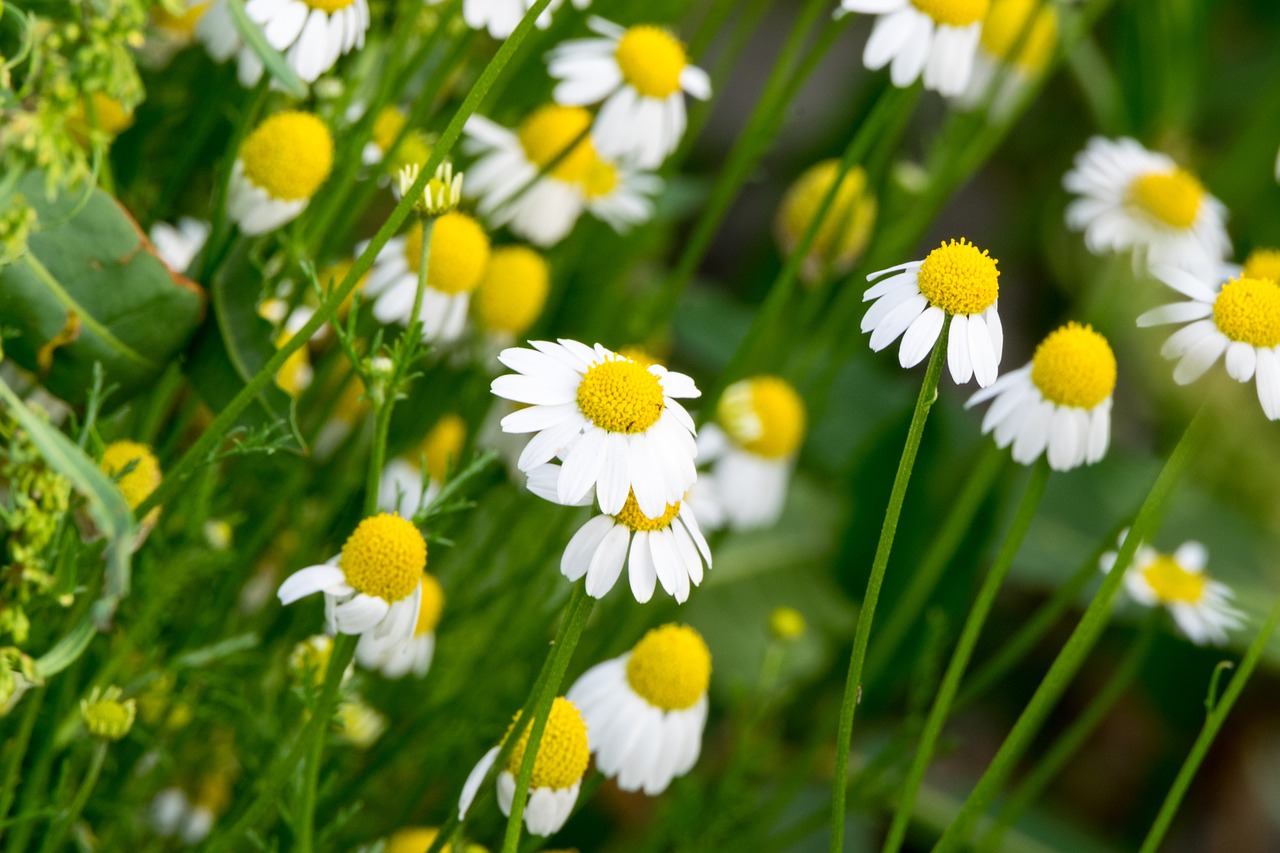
1137,260,1280,420
1101,533,1245,645
1063,137,1230,278
861,238,1003,387
459,697,589,837
379,414,467,518
197,0,369,87
149,217,209,273
99,440,162,522
841,0,988,96
547,18,710,168
276,513,425,646
474,246,551,345
955,0,1058,115
463,0,588,40
774,160,877,285
567,624,710,794
491,340,700,516
966,322,1115,471
356,572,444,679
228,111,333,236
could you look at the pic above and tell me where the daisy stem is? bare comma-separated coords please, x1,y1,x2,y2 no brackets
882,460,1051,853
1138,598,1280,853
37,740,106,853
931,401,1211,853
829,319,951,853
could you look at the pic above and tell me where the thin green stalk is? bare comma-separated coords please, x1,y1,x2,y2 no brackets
933,402,1211,853
1138,598,1280,853
830,320,951,853
38,740,107,853
0,687,45,841
883,460,1051,853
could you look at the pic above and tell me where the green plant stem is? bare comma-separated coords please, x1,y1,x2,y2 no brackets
38,740,106,853
932,402,1210,853
0,687,45,842
197,77,270,283
1138,598,1280,853
883,461,1051,853
829,320,950,852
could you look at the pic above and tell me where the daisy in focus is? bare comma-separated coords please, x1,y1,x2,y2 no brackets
774,160,878,284
149,217,209,273
356,572,444,678
197,0,369,86
955,0,1058,114
1063,137,1230,278
567,624,710,794
546,18,711,168
966,322,1115,471
861,238,1003,386
228,111,333,235
841,0,988,96
379,413,467,518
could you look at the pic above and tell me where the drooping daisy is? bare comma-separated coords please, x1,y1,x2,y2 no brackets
227,111,333,236
1063,137,1230,278
463,0,587,40
1137,262,1280,420
491,340,700,516
459,697,589,837
567,624,710,794
966,322,1115,471
861,238,1003,386
774,160,877,285
1101,533,1245,645
474,246,551,345
276,513,425,645
547,18,710,169
197,0,369,87
150,218,209,273
840,0,988,96
955,0,1058,115
356,572,444,679
379,413,467,518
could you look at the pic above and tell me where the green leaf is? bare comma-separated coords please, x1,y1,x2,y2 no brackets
226,0,308,98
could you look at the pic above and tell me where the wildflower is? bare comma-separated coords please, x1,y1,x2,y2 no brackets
70,93,135,142
363,105,408,165
335,698,386,747
100,440,163,529
774,160,877,284
398,161,464,216
840,0,988,96
547,18,710,169
567,624,710,794
386,827,485,853
277,513,426,645
955,0,1058,113
380,414,467,518
966,322,1115,470
357,572,444,678
1063,137,1230,278
149,217,209,273
463,0,588,41
197,0,370,86
770,607,806,641
228,111,334,235
81,686,136,741
861,239,1003,386
474,246,551,343
1137,262,1280,419
459,697,589,836
491,340,700,516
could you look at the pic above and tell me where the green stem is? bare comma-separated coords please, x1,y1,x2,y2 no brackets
38,740,107,853
294,633,355,853
0,687,45,842
883,461,1051,853
197,77,270,282
829,319,951,852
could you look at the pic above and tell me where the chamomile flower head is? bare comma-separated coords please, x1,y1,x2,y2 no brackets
1063,137,1230,278
1101,532,1245,645
546,18,710,169
841,0,988,96
567,624,710,794
1137,265,1280,419
197,0,369,87
362,105,407,165
491,340,700,517
100,440,162,515
357,572,444,679
144,0,211,65
956,0,1058,113
81,686,136,741
276,513,426,645
459,697,589,837
1242,248,1280,284
862,239,1004,386
966,322,1116,470
775,160,878,284
475,246,551,340
149,217,209,273
336,698,386,747
386,828,485,853
379,413,468,518
463,0,588,40
228,111,333,235
398,161,465,216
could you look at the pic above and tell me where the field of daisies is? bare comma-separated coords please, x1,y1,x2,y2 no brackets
4,0,1280,849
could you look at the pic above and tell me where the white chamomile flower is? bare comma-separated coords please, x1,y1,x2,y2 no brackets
227,111,333,235
1101,532,1245,646
966,322,1115,471
954,0,1058,115
841,0,988,96
459,697,589,837
1063,137,1230,278
774,160,877,285
356,572,443,679
379,414,467,517
198,0,369,86
149,217,209,273
491,340,700,516
276,513,425,646
862,238,1003,386
463,0,588,40
1136,257,1280,420
397,161,465,216
567,624,710,795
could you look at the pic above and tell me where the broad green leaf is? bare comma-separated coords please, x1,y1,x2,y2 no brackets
226,0,308,98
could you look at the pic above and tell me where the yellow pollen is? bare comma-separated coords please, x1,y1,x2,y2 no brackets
1212,277,1280,348
1142,555,1207,605
1030,322,1116,409
1126,168,1204,230
912,0,989,27
1242,248,1280,284
240,111,333,202
718,376,806,459
915,239,1000,316
613,491,681,531
615,26,688,99
415,573,445,635
100,440,162,512
581,156,620,199
475,246,550,335
372,106,408,153
625,624,711,711
404,213,491,295
517,105,597,184
153,1,210,35
418,414,466,482
301,0,356,13
979,0,1058,70
576,357,665,433
776,160,877,281
503,697,589,790
338,514,427,602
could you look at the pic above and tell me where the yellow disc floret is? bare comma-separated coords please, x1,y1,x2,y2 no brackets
415,573,445,636
718,376,806,459
1212,277,1280,348
576,356,665,433
1142,554,1207,605
404,213,491,295
100,440,162,511
625,624,711,711
80,686,136,741
1126,168,1204,230
387,828,467,853
503,697,589,790
980,0,1058,70
581,155,620,200
338,514,427,602
1242,249,1280,285
517,106,597,184
475,246,550,335
372,106,408,154
912,0,989,27
1030,322,1117,409
613,491,681,531
775,160,877,281
615,26,688,99
915,239,1000,316
240,111,334,201
419,413,466,482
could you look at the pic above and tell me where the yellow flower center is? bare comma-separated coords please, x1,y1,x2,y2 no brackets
517,105,597,184
240,111,334,202
153,1,210,35
576,357,665,433
613,491,681,531
404,213,491,295
1142,555,1207,605
386,131,433,176
475,246,550,335
1030,322,1117,409
100,440,162,511
718,376,806,459
419,413,466,482
387,829,457,853
1212,277,1280,348
769,607,806,640
80,688,136,741
274,332,312,398
372,106,407,153
1126,168,1204,230
503,697,589,790
776,160,877,278
581,156,620,200
415,573,445,635
615,26,688,99
625,624,711,711
912,0,989,27
338,514,427,602
979,0,1058,70
1242,248,1280,284
301,0,356,13
915,239,1000,316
